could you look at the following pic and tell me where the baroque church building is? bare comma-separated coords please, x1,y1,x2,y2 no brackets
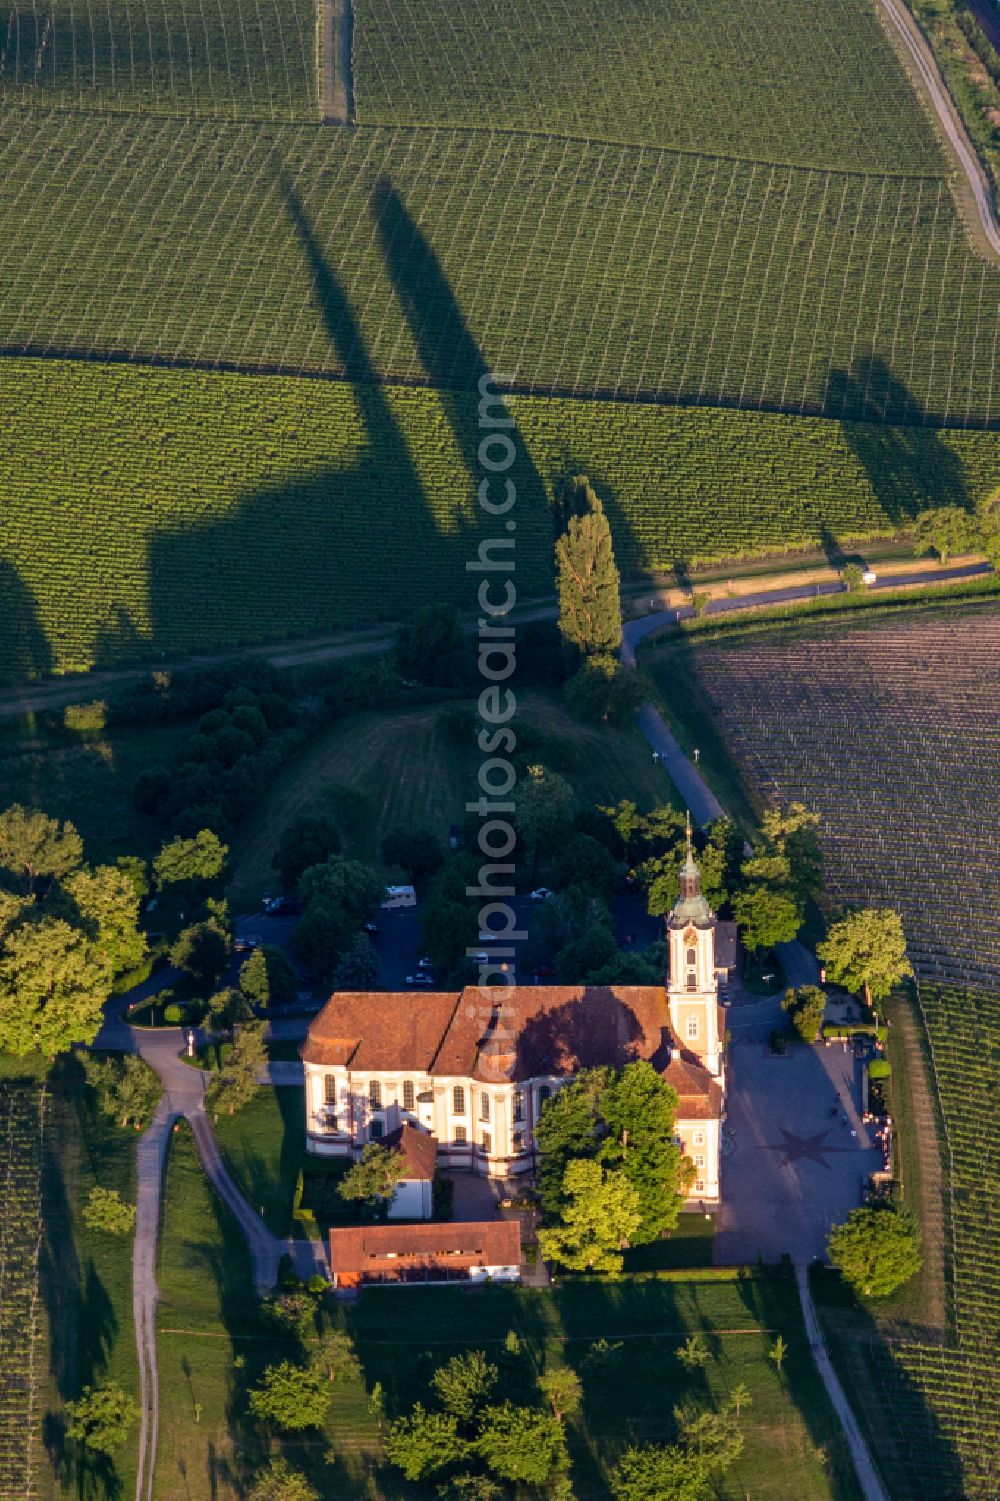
301,839,728,1205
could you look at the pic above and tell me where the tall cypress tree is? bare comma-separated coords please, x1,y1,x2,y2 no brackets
554,476,622,656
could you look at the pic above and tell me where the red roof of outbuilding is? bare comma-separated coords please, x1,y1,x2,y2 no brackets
328,1220,521,1273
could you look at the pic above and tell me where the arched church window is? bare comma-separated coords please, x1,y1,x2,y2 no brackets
686,972,697,991
686,947,697,966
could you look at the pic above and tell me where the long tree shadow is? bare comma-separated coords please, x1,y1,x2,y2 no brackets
0,559,53,685
791,1267,967,1501
827,360,970,528
147,173,553,658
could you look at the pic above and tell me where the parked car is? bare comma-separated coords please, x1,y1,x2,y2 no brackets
381,884,417,910
417,957,434,970
405,973,435,987
364,921,379,935
530,887,554,902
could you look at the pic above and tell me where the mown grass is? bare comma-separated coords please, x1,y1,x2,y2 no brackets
212,1087,307,1237
227,690,681,909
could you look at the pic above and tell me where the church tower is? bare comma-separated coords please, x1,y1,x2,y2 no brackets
666,815,722,1076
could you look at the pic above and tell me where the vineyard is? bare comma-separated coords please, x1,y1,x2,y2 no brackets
670,606,1000,1497
4,358,999,678
352,0,944,171
0,1085,46,1500
0,0,317,118
0,109,999,423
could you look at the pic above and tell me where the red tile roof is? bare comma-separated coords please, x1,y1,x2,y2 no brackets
303,984,720,1115
328,1220,521,1273
438,985,673,1082
300,991,461,1069
382,1124,438,1181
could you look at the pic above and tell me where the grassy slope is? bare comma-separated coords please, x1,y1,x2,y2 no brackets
5,360,1000,680
212,1087,307,1236
0,716,193,861
348,1275,860,1501
227,690,682,909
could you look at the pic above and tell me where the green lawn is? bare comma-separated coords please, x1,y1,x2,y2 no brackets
347,1275,862,1501
212,1087,307,1236
152,1132,862,1501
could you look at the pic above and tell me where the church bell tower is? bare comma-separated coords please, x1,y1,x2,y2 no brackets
666,814,722,1075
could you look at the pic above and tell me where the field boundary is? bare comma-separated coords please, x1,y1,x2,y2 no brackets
4,341,1000,432
0,98,954,182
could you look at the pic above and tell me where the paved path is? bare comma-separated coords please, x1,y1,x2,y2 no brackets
881,0,1000,259
635,703,724,826
796,1265,890,1501
108,1021,327,1501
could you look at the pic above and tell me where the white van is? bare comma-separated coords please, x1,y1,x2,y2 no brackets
381,884,417,910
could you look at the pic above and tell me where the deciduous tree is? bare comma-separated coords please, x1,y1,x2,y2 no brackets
431,1351,499,1424
732,884,802,953
153,828,227,890
818,907,912,1010
0,916,112,1056
239,945,297,1011
248,1460,319,1501
474,1402,570,1486
781,985,827,1043
384,1404,467,1481
538,1159,642,1275
248,1362,332,1430
337,1143,408,1210
0,805,82,894
828,1204,921,1299
82,1186,136,1235
65,1383,138,1454
912,504,976,565
273,814,341,894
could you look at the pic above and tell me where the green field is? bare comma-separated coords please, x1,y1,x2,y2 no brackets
4,358,999,680
652,602,1000,1498
1,111,998,423
353,0,943,170
227,690,684,908
0,0,317,117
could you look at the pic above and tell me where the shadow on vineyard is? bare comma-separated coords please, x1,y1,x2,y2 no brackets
830,361,970,523
810,1269,966,1501
145,173,556,656
0,561,52,686
37,1063,125,1500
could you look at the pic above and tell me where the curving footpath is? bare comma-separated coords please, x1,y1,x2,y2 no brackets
881,0,1000,259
